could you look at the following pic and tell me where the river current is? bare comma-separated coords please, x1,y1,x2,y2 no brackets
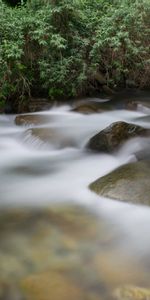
0,102,150,299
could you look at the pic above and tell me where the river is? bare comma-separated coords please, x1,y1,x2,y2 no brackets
0,101,150,299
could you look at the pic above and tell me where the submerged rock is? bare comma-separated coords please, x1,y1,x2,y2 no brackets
72,103,101,114
23,127,76,149
87,121,150,153
22,270,102,300
113,285,150,300
72,98,113,114
15,114,52,126
28,97,53,113
0,204,148,299
135,139,150,161
0,205,108,300
89,161,150,206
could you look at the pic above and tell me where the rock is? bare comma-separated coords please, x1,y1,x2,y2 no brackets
126,101,150,113
113,285,150,300
23,127,76,149
0,205,105,300
87,121,150,153
135,139,150,161
133,115,150,123
72,103,103,114
0,205,148,299
21,270,102,300
89,161,150,206
72,100,113,114
110,89,150,111
22,271,82,300
93,252,141,289
0,205,101,280
28,97,53,113
15,114,52,126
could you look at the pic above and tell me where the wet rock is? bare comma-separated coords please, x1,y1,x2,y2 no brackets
126,100,150,113
113,285,150,300
0,205,106,299
93,252,141,289
0,205,148,300
15,114,52,126
87,121,150,153
72,103,101,114
28,97,53,113
0,206,100,280
110,89,150,111
72,98,113,114
133,115,150,123
135,139,150,161
23,127,76,149
89,161,150,206
21,270,102,300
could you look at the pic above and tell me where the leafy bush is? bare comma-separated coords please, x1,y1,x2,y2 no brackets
0,0,149,109
90,0,150,88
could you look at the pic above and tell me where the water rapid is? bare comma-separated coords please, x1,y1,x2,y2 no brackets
1,103,150,299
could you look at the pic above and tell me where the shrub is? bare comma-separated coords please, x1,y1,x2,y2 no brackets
0,0,149,109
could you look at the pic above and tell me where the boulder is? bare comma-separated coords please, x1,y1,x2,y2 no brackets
89,161,150,206
87,121,150,153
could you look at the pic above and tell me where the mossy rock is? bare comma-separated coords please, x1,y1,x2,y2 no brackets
87,121,150,153
89,161,150,206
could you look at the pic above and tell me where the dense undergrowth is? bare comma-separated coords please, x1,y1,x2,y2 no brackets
0,0,150,110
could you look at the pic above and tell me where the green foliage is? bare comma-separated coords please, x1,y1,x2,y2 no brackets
0,0,149,108
90,0,150,88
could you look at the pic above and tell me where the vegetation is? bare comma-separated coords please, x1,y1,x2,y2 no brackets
0,0,150,110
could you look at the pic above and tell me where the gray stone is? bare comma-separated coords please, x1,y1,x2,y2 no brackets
87,121,150,153
89,161,150,206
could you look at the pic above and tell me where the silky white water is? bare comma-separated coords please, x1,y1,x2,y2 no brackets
1,104,150,292
0,106,149,205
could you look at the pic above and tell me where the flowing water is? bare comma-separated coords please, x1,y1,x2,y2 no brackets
0,102,150,300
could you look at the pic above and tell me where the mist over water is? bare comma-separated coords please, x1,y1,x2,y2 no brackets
1,104,150,295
